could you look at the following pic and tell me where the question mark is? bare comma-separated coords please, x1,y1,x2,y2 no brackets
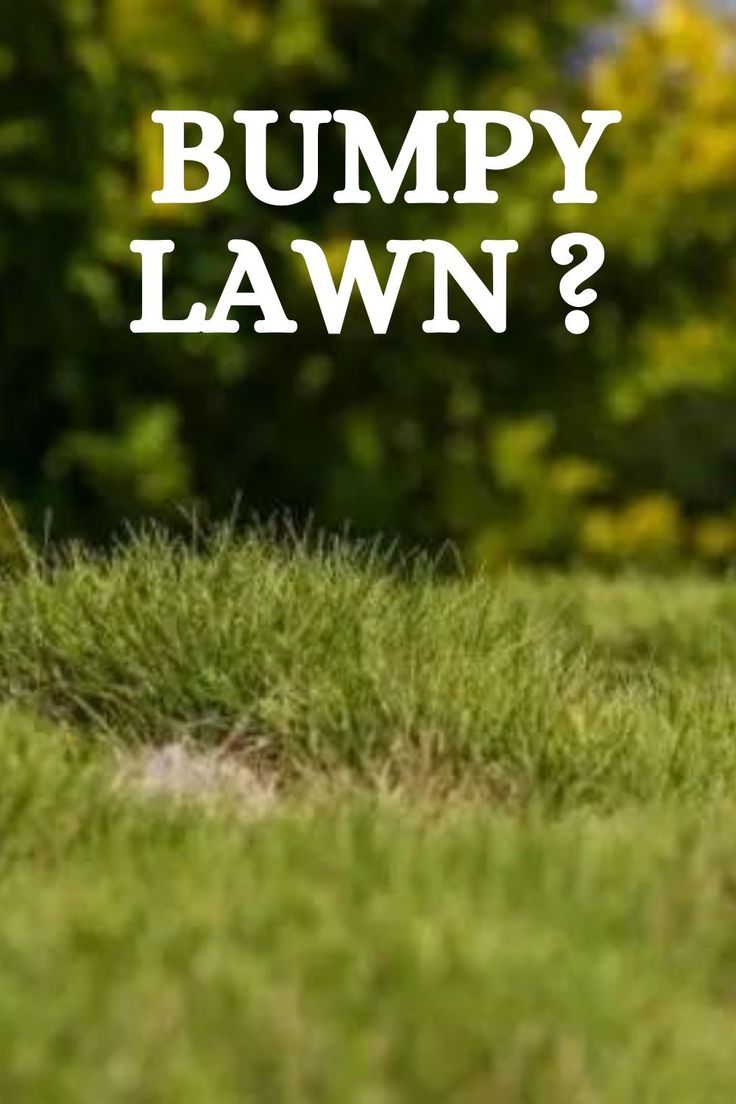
551,233,605,335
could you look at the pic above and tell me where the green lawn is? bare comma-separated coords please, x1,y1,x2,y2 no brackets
3,530,736,1101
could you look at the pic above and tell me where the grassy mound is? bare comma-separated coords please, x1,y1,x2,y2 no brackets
4,530,736,1100
1,528,736,806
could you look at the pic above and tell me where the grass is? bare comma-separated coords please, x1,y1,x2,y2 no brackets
4,528,736,1099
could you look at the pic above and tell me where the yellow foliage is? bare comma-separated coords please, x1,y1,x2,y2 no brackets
609,316,734,419
547,457,607,498
581,495,683,561
693,516,736,561
590,0,736,238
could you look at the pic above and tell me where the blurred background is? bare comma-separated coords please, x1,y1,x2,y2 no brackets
3,0,736,566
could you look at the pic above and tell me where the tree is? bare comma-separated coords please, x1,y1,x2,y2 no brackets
10,1,736,565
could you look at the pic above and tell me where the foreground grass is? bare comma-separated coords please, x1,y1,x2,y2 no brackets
3,712,736,1102
4,531,736,1100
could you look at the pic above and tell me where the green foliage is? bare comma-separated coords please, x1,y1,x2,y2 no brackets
3,1,736,561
